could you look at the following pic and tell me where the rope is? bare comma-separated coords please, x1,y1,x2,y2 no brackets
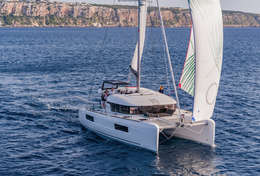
155,0,183,141
156,0,181,118
163,48,171,95
160,129,177,144
86,0,117,107
110,66,131,81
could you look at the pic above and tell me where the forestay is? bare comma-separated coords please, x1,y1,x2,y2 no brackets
189,0,223,121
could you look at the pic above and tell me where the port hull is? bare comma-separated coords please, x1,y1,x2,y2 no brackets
79,109,160,153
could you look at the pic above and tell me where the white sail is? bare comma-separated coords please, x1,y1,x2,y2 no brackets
130,0,147,75
189,0,223,121
179,27,195,96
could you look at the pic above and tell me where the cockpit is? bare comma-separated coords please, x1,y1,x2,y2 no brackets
100,80,177,117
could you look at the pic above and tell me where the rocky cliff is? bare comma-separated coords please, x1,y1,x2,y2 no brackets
0,0,260,27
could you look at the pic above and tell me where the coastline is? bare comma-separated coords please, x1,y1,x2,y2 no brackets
0,25,260,28
0,1,260,28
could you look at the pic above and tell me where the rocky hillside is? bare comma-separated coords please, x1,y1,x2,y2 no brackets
0,0,260,27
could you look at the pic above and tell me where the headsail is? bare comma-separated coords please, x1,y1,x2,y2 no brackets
189,0,223,121
179,28,195,96
130,0,147,76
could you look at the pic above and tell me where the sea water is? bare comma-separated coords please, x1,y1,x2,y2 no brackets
0,27,259,175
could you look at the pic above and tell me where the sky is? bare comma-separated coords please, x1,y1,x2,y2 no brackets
76,0,260,14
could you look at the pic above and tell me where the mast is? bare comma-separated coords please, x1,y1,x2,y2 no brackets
137,0,145,92
127,0,147,92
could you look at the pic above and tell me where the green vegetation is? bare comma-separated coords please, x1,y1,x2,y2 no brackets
2,15,14,25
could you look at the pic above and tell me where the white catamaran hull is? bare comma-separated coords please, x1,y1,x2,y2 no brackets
167,119,215,147
79,108,215,152
79,109,160,152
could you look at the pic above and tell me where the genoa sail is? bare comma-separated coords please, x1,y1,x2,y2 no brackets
189,0,224,121
179,28,195,96
130,0,147,76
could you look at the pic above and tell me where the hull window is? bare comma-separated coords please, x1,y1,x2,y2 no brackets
86,114,94,122
114,124,128,132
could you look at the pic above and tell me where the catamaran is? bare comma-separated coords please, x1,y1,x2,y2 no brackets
79,0,223,153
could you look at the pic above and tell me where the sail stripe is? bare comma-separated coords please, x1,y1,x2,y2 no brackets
182,68,194,88
181,57,194,76
181,55,195,80
179,32,195,97
181,65,195,88
182,69,195,93
181,56,194,83
182,65,195,87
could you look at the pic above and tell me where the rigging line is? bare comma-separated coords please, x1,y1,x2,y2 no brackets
148,0,169,94
163,48,171,95
97,0,116,75
98,0,117,54
157,4,171,96
148,0,154,35
87,0,117,106
160,129,177,144
111,66,131,81
156,0,182,121
153,1,168,94
159,23,169,94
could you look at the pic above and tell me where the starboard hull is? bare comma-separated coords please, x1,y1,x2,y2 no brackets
165,119,215,147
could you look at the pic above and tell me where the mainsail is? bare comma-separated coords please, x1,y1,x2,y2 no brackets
179,28,195,96
189,0,223,121
130,0,147,76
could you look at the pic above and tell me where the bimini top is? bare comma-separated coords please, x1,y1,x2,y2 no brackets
107,87,177,107
103,80,129,85
102,80,130,90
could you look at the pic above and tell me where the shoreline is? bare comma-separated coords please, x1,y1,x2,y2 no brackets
0,25,260,28
0,1,259,28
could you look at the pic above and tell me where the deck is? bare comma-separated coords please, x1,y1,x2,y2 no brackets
91,108,193,130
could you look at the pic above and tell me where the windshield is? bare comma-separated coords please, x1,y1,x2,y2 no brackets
102,83,118,90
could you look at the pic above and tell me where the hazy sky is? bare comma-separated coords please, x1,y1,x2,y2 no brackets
77,0,260,14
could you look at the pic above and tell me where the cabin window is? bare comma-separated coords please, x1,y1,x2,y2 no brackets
114,124,128,132
109,103,130,114
85,114,94,122
130,107,140,114
119,105,130,114
109,103,176,116
140,105,175,117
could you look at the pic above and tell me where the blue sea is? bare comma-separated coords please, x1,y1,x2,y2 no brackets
0,27,259,176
